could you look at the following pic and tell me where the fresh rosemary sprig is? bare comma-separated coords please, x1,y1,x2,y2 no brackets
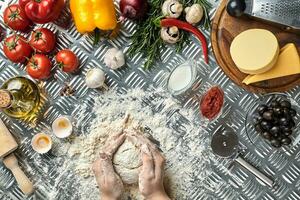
127,0,212,69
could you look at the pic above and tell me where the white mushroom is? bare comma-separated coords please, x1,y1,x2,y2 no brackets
162,0,183,18
160,26,180,44
104,47,125,70
185,4,204,24
85,68,106,89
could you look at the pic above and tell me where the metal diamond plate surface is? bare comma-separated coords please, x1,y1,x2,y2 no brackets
0,0,300,199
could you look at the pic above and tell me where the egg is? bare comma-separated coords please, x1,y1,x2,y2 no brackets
52,116,73,138
31,133,52,154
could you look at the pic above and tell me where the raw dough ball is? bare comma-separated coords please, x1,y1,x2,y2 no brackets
113,139,142,185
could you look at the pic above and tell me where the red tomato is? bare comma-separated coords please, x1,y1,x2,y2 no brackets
55,49,79,73
20,0,65,24
26,54,52,79
3,4,31,31
3,35,33,63
29,28,56,53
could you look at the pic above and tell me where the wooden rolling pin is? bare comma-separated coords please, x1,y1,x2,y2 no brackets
0,119,34,195
3,154,34,195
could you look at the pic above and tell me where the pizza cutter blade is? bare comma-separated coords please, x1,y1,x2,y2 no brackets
211,129,275,188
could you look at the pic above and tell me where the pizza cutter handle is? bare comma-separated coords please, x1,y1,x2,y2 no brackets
235,156,274,188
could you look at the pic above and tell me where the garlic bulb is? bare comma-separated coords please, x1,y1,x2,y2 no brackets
162,0,183,18
160,26,180,44
104,47,125,70
185,4,204,24
85,68,105,89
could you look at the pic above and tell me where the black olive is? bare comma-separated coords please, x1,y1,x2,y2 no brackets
226,0,246,17
288,120,296,128
289,109,297,117
270,126,280,135
273,117,280,125
257,105,268,116
273,107,282,116
263,110,274,121
282,108,290,117
280,126,292,133
261,121,271,131
277,135,283,141
270,139,282,148
279,117,289,126
255,124,264,133
281,137,292,145
271,100,280,108
252,113,263,124
262,132,272,140
280,100,291,108
283,130,293,136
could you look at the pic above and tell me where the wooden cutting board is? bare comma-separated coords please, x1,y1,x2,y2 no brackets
211,0,300,93
0,119,18,158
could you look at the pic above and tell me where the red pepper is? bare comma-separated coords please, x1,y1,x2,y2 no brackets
19,0,65,24
160,19,209,64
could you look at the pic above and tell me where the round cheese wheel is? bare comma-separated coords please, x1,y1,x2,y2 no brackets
230,29,279,74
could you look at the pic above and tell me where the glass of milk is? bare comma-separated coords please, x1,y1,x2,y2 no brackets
167,60,199,96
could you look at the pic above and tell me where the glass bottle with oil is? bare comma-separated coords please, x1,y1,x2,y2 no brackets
0,76,45,125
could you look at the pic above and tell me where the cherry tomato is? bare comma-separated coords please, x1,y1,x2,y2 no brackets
55,49,79,73
26,54,52,79
29,28,56,53
3,4,31,31
3,35,33,63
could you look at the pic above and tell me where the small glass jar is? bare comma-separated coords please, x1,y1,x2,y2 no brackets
167,60,201,96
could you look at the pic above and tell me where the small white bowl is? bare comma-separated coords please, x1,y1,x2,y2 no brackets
52,116,73,138
31,133,52,154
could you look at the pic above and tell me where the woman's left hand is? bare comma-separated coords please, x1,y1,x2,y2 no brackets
92,132,126,200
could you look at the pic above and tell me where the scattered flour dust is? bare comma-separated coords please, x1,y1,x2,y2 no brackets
48,87,221,200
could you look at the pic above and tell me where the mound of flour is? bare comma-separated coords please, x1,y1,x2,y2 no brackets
47,88,220,200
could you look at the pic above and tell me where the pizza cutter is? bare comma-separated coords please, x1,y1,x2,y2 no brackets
211,126,275,188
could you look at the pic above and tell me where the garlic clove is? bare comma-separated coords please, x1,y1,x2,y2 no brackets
104,48,125,70
85,68,106,89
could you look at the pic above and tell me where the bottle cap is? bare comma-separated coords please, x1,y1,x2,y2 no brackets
0,90,12,108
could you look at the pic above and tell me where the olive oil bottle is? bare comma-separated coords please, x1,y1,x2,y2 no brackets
0,77,44,124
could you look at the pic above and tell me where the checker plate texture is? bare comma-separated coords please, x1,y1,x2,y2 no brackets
1,0,300,199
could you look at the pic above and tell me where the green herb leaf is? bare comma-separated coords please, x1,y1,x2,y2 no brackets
128,0,212,69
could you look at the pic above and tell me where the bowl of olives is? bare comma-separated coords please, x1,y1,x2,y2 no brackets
245,93,299,149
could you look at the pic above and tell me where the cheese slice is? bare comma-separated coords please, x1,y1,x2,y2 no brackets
243,43,300,85
230,29,279,74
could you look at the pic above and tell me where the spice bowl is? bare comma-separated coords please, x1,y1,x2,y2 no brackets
245,93,300,150
167,60,201,97
199,85,224,122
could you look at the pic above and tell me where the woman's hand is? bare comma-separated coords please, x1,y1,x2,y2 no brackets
92,132,126,200
139,147,170,200
127,131,170,200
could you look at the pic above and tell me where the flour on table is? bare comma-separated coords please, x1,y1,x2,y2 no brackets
44,87,221,200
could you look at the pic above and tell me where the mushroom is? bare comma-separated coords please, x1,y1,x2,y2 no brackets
104,47,125,70
185,4,204,24
160,26,180,44
162,0,183,18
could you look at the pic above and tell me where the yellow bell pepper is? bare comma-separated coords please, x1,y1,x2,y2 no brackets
70,0,117,33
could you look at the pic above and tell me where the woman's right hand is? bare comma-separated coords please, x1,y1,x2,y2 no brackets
139,146,170,200
126,130,170,200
